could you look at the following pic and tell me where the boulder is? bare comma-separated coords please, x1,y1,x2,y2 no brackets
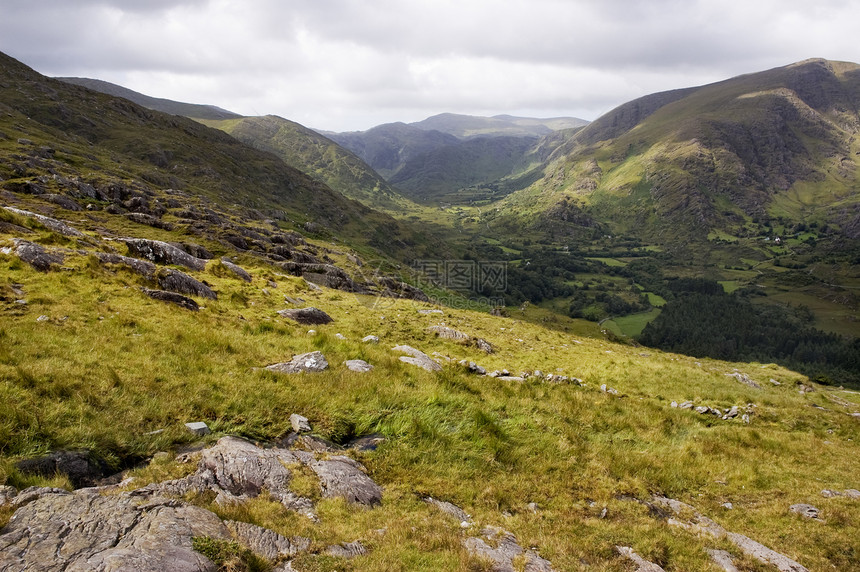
345,359,374,372
476,338,494,354
392,345,442,372
726,372,761,389
123,238,208,271
425,497,470,523
277,307,333,325
141,288,199,311
94,252,156,278
185,421,211,436
290,414,312,433
427,325,471,342
266,351,329,374
157,268,217,299
306,455,383,506
3,206,84,237
220,258,252,282
362,335,380,343
789,504,819,519
9,239,64,271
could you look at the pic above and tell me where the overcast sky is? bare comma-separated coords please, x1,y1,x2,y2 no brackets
1,0,858,132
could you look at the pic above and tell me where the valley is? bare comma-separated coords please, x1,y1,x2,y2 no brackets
1,50,859,571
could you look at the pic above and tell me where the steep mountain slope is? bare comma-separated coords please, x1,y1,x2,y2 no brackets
327,122,460,179
0,51,429,259
200,115,411,211
510,59,860,241
56,76,242,120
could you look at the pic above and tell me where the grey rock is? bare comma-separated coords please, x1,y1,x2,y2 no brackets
307,455,383,506
266,351,329,374
600,384,619,395
145,436,315,516
789,503,819,519
393,345,442,372
123,238,207,270
476,338,494,354
653,496,809,572
726,372,761,389
679,401,694,409
497,376,526,382
290,414,312,433
463,526,555,572
0,490,230,572
820,489,841,498
460,360,487,375
157,268,216,299
706,548,739,572
361,335,379,343
10,239,64,271
846,489,860,499
428,325,471,342
220,258,252,282
0,485,16,506
418,309,443,315
488,369,510,378
347,434,385,452
616,546,665,571
226,520,308,560
695,406,711,414
426,497,470,523
325,540,367,558
185,422,211,436
345,359,374,372
277,307,334,325
94,252,156,278
141,288,199,311
3,206,83,237
723,406,739,419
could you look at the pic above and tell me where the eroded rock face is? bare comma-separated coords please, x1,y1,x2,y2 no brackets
0,489,229,572
463,526,557,572
307,455,383,506
157,268,217,299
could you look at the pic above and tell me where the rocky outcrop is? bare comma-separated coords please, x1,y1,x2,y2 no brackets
219,258,252,282
463,526,556,572
345,359,374,372
0,489,230,572
145,436,381,511
616,546,665,572
157,268,217,299
94,252,156,278
652,496,809,572
306,455,382,506
141,288,199,311
3,206,84,237
277,307,333,325
392,345,442,372
6,239,64,271
266,351,329,374
225,520,309,561
123,238,208,271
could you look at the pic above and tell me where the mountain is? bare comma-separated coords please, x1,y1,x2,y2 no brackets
199,115,410,211
328,115,588,203
2,49,860,572
0,51,432,261
327,122,461,179
409,112,589,138
56,77,242,120
507,58,860,241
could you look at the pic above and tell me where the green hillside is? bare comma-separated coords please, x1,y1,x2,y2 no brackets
200,115,412,212
1,49,860,572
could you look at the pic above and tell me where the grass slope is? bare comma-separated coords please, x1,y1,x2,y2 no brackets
1,212,859,571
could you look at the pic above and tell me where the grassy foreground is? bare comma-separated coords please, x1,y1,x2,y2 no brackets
1,230,859,571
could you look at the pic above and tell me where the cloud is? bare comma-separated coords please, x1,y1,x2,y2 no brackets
1,0,859,131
